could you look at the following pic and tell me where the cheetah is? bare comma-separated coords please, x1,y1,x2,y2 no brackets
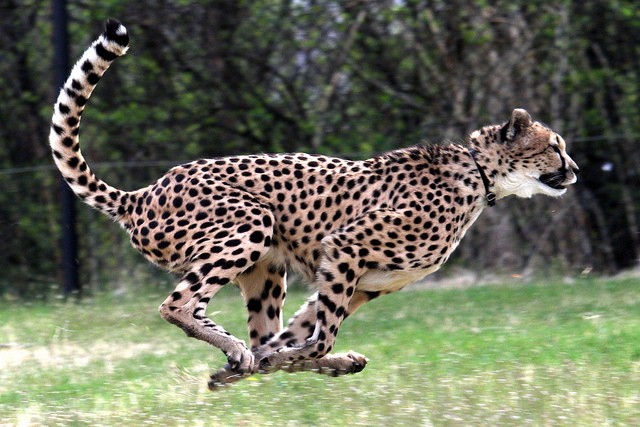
50,20,579,389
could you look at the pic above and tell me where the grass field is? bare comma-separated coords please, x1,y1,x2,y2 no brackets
1,277,639,426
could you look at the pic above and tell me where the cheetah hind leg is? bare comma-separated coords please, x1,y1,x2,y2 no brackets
207,262,289,390
160,272,255,378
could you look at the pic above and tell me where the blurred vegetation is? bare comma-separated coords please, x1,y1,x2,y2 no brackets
1,0,639,298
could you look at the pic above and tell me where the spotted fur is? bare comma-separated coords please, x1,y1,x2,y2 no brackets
50,20,579,388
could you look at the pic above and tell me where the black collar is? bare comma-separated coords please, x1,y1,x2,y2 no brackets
469,148,496,207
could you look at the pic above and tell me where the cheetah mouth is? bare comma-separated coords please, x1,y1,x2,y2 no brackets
539,172,567,190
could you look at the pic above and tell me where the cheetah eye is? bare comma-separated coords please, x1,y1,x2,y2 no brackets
549,134,559,147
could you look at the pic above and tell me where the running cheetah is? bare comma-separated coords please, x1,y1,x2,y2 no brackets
49,20,579,388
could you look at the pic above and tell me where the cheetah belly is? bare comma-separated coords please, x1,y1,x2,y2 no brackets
357,265,440,293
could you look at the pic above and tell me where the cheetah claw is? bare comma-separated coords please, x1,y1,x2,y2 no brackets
208,364,252,390
223,344,254,373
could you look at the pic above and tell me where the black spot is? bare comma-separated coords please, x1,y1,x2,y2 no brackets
331,283,344,294
95,42,118,61
214,207,227,216
214,230,229,239
184,272,199,284
249,231,264,244
200,263,214,276
322,270,335,282
272,285,282,299
247,298,262,312
267,305,276,319
67,157,79,168
279,331,294,341
81,60,93,74
318,294,337,313
317,310,326,324
87,73,100,85
237,224,251,233
345,269,355,282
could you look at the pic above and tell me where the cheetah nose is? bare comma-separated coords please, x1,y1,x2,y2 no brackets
567,157,579,175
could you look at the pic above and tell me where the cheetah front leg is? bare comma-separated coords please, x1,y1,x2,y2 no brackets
257,292,371,375
257,234,366,374
264,291,373,377
209,291,372,387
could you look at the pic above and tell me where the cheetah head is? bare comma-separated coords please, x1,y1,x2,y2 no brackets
472,108,579,200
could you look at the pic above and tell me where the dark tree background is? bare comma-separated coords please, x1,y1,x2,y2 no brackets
1,0,639,298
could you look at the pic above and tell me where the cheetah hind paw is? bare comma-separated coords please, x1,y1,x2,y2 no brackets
224,346,254,374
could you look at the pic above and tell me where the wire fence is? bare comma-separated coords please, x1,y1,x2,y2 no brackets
3,132,638,176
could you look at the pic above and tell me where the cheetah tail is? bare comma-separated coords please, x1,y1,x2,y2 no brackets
49,19,131,221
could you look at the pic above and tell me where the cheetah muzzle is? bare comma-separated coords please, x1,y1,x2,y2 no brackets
50,20,580,389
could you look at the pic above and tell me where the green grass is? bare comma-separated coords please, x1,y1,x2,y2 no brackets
1,277,639,426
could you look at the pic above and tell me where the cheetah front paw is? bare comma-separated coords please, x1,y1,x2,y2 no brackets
258,349,369,377
257,347,294,374
314,351,369,376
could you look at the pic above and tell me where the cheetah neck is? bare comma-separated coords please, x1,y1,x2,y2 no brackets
469,148,496,207
467,126,512,200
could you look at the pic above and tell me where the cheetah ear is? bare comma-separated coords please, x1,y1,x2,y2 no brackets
500,108,533,143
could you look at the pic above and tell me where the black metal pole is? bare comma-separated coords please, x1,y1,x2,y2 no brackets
53,0,80,297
